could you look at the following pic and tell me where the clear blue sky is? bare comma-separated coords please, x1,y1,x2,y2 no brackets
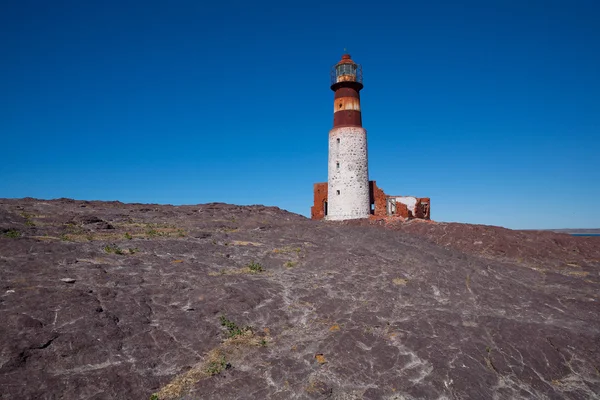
1,0,598,229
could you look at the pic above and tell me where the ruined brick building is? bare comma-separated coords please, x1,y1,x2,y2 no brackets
311,54,430,221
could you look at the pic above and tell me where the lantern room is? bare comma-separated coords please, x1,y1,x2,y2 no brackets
330,54,363,90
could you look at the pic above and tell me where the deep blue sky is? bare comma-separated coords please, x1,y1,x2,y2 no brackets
1,1,599,229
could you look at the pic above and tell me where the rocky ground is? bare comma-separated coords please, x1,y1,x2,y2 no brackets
0,198,599,400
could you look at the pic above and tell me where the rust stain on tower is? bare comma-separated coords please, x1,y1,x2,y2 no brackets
311,53,431,222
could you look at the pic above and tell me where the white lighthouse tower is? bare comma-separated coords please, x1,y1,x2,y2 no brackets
326,54,370,220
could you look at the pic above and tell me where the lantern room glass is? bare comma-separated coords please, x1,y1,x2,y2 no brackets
336,63,357,78
330,62,363,86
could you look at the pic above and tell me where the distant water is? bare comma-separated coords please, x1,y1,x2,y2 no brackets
570,233,600,237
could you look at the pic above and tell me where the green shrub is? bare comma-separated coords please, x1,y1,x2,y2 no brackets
3,229,21,238
205,356,227,375
219,315,251,338
248,262,264,273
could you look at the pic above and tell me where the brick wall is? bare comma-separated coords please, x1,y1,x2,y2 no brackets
311,182,328,220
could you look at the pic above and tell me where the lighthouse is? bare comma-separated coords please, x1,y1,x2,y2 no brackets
326,54,370,220
310,54,431,222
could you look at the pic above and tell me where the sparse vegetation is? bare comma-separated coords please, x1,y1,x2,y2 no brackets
64,222,85,235
143,223,186,238
284,261,297,268
248,262,264,273
149,394,159,400
205,355,227,376
220,315,251,338
124,232,133,240
273,246,301,254
104,244,124,255
146,228,159,237
153,314,266,398
3,229,21,238
128,247,139,254
21,212,36,226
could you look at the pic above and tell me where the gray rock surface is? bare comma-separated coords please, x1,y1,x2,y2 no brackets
0,198,599,399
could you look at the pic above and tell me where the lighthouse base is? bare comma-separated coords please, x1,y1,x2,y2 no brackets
311,181,431,221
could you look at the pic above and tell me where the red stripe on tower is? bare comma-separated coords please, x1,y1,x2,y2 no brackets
330,54,363,128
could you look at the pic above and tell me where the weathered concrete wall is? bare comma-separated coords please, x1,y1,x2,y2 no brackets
326,126,370,220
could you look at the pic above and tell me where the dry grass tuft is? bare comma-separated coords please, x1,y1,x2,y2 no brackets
567,270,589,277
272,246,301,254
314,353,327,364
230,240,263,246
392,278,409,286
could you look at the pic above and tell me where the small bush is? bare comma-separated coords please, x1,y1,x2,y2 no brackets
124,232,132,240
219,315,251,338
248,262,264,273
149,394,159,400
128,247,139,254
3,229,21,238
205,355,227,376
